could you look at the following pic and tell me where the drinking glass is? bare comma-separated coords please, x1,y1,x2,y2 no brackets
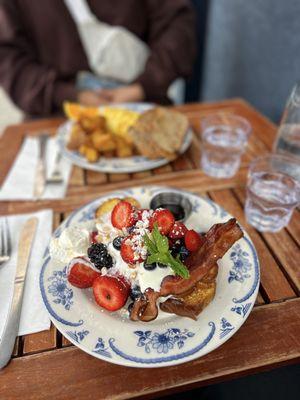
245,154,300,232
200,113,251,178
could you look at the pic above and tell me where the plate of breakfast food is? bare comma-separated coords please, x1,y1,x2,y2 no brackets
57,103,193,173
40,186,260,368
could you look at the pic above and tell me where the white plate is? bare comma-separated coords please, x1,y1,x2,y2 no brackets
40,186,260,368
57,103,193,173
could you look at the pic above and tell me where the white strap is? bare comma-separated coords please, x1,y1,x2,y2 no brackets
64,0,95,24
63,0,150,83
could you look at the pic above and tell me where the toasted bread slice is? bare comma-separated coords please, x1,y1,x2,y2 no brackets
160,264,218,320
129,107,189,160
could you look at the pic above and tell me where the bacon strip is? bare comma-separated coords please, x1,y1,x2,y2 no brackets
130,218,243,322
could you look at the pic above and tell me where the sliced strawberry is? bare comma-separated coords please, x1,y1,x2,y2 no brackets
169,221,187,239
93,275,129,311
120,235,144,264
67,258,99,288
184,229,203,252
90,231,98,243
111,201,135,229
149,209,175,235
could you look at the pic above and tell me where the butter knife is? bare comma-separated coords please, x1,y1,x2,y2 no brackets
0,217,38,369
33,134,49,199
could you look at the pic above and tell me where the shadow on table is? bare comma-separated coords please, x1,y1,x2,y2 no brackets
162,364,300,400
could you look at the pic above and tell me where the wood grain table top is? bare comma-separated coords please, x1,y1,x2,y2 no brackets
0,99,299,400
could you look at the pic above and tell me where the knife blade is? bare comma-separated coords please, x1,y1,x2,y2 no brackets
0,217,38,369
33,134,49,199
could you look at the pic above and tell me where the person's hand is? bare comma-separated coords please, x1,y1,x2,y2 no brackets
77,90,110,107
99,84,145,104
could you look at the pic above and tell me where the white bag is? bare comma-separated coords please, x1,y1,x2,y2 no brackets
64,0,150,83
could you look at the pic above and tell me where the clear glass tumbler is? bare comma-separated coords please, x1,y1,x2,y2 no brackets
201,113,251,178
245,154,300,232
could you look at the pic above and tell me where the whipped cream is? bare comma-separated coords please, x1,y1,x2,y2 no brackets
50,223,92,264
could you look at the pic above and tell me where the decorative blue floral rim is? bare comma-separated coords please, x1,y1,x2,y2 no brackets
39,185,260,368
56,102,193,173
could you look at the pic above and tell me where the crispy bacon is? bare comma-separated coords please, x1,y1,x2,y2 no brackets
129,218,243,322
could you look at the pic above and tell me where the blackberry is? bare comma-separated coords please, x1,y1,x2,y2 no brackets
130,285,142,301
113,236,123,250
88,243,113,270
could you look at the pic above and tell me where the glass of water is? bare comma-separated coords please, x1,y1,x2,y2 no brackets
201,113,251,178
245,154,300,232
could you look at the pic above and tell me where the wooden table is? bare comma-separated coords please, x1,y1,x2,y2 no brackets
0,99,299,400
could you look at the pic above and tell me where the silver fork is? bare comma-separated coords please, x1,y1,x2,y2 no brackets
46,151,64,184
0,218,12,266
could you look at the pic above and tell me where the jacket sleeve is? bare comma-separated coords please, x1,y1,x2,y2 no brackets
135,0,197,101
0,0,77,115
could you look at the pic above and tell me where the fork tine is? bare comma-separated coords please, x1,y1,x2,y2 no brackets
4,218,12,257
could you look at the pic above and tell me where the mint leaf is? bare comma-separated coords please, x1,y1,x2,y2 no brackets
143,232,157,254
142,223,190,279
152,224,169,253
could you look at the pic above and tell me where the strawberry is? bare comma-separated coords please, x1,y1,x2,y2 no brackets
93,275,129,311
90,231,98,243
136,208,149,221
149,209,175,235
169,221,187,239
184,230,203,252
120,235,143,264
67,258,99,288
111,201,135,229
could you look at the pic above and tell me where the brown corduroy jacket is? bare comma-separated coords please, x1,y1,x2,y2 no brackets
0,0,196,116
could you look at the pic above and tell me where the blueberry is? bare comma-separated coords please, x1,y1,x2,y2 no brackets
130,285,142,301
158,263,167,268
113,236,123,250
144,262,157,271
128,302,134,314
127,226,135,234
179,246,189,261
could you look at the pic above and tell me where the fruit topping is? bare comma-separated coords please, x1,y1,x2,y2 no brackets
184,230,203,252
158,263,167,268
93,275,129,311
88,243,113,269
130,285,142,301
67,258,99,288
168,221,187,239
120,235,145,264
112,236,123,250
111,201,135,229
149,209,175,235
95,198,121,219
90,231,98,244
179,246,189,261
144,262,157,271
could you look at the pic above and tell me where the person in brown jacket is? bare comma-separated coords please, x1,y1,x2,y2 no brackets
0,0,196,116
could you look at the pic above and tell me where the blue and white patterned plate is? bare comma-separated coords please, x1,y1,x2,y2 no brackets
57,103,193,173
40,186,260,368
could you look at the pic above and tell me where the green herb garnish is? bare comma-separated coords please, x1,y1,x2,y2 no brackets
143,224,190,279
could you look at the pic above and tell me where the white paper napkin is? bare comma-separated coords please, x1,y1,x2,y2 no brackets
0,136,72,200
0,210,52,336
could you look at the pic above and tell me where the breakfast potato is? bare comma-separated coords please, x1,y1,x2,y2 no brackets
80,115,106,132
67,124,86,150
91,132,116,152
85,147,99,162
115,137,134,158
